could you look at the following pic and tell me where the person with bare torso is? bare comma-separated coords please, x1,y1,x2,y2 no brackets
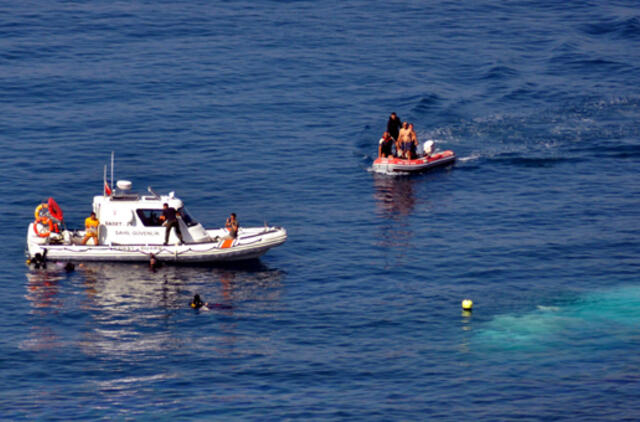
396,122,410,158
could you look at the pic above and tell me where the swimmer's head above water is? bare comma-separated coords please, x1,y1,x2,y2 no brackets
190,294,204,309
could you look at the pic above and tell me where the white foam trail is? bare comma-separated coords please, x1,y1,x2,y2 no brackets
367,166,408,176
458,154,480,162
536,305,560,312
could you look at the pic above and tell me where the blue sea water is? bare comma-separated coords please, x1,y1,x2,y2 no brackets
1,0,639,420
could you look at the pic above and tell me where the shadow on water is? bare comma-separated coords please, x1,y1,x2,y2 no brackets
372,173,418,220
371,174,421,256
22,260,285,353
77,260,285,307
370,167,455,253
25,267,67,311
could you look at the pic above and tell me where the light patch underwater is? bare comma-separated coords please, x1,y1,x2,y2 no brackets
473,284,640,351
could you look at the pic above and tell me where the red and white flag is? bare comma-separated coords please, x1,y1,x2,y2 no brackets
103,164,112,196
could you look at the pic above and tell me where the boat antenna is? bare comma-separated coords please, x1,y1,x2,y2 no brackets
110,151,114,191
147,186,160,199
103,164,108,197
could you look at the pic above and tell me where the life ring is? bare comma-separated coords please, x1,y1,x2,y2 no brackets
33,216,54,237
34,203,48,220
48,197,63,221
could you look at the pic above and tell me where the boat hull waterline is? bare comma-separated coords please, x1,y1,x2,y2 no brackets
372,150,456,173
27,226,287,263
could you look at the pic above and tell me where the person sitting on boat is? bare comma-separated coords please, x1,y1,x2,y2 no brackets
82,212,100,245
160,203,184,245
387,112,402,141
378,131,394,158
224,213,239,239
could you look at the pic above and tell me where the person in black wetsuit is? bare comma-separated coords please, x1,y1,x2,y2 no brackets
191,294,206,309
190,294,232,310
378,131,394,158
387,112,403,141
159,203,184,245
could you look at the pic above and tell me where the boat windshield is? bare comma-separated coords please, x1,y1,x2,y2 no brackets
178,207,198,227
136,208,199,227
136,209,163,227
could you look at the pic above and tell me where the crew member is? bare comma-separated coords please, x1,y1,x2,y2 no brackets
387,112,402,141
159,203,184,245
82,212,100,245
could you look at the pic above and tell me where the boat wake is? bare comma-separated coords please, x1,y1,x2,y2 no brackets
367,166,410,176
458,153,480,162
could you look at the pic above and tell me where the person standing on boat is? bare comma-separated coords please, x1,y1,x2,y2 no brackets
160,203,184,245
387,112,403,142
397,122,411,158
82,212,100,245
224,213,239,239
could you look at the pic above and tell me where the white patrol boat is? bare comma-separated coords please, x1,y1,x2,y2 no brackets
27,180,287,264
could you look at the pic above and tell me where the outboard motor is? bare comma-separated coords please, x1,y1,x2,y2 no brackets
423,140,435,156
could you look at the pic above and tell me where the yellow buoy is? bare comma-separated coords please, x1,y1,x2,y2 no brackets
462,299,473,311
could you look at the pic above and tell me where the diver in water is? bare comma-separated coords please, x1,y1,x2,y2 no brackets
190,294,232,310
190,294,207,309
149,254,162,271
28,249,48,269
27,250,74,273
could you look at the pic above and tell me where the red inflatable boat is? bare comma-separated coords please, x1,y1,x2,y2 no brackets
372,150,456,174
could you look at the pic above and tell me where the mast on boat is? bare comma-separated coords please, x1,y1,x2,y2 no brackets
103,152,114,197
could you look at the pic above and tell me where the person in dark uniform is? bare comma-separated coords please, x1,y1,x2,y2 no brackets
378,132,394,158
386,112,403,141
159,203,184,245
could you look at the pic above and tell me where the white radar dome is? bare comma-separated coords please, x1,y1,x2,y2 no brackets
116,180,132,191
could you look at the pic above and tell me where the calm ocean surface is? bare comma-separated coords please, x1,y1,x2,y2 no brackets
1,1,639,420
